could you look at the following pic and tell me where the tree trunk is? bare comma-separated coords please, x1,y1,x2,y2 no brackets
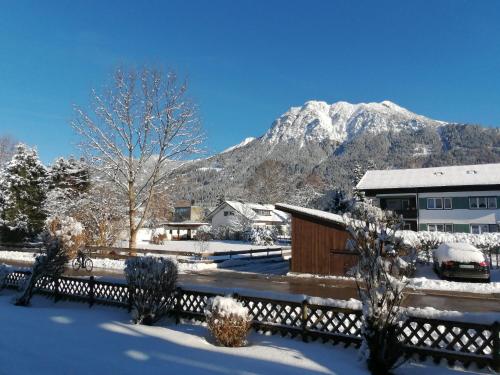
129,226,137,256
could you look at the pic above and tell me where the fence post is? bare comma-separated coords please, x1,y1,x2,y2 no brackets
53,277,60,303
127,285,133,313
301,299,309,342
493,321,500,372
88,276,95,308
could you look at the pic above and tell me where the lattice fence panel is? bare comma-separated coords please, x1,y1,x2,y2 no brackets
177,290,216,316
94,283,129,305
239,297,302,329
399,318,494,357
5,271,29,289
307,305,363,337
57,277,89,298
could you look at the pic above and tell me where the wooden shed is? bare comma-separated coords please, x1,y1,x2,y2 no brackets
275,203,357,276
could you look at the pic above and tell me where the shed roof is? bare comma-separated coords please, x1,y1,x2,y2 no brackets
356,163,500,191
275,203,344,226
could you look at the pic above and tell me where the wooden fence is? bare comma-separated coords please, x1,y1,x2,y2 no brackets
0,243,290,263
3,270,499,370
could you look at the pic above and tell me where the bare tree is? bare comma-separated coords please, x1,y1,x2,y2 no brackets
72,67,204,252
0,135,16,165
246,160,289,203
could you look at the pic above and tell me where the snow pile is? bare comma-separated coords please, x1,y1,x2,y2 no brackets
405,306,500,325
434,243,486,264
205,296,249,319
308,296,362,310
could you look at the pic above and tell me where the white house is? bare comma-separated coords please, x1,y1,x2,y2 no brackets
356,163,500,233
206,201,289,233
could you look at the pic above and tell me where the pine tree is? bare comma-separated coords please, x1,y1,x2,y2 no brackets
0,144,48,241
45,157,90,218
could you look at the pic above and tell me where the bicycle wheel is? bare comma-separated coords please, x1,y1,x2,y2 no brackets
72,258,81,271
84,258,93,272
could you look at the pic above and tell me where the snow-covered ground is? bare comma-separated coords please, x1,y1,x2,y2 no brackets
0,250,217,273
0,293,488,375
407,264,500,294
122,240,284,253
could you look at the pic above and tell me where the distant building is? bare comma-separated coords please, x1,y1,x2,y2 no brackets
206,201,289,233
356,163,500,233
161,200,208,240
172,200,204,222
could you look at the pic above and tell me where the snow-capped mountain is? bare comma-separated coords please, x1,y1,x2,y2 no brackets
172,100,500,208
262,100,445,146
222,137,256,153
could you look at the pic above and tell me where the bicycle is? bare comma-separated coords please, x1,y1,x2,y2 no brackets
72,250,93,272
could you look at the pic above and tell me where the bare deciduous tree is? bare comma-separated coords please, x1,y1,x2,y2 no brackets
246,160,289,203
72,67,204,252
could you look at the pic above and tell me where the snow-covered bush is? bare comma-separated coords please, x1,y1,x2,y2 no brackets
46,216,85,259
398,230,500,264
0,264,8,291
344,201,406,375
194,225,212,241
15,234,68,306
205,296,251,347
211,225,242,241
125,256,178,325
247,226,277,246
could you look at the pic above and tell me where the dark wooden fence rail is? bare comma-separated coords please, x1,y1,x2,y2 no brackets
3,271,499,370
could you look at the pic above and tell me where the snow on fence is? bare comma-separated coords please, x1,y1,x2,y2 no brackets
3,271,499,370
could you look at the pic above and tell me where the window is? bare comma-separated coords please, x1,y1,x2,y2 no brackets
443,198,452,209
471,224,490,234
488,197,498,209
386,199,402,211
427,224,453,233
469,196,498,209
401,199,410,211
427,198,443,209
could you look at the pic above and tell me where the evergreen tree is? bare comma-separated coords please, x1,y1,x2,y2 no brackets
0,144,48,241
45,157,90,218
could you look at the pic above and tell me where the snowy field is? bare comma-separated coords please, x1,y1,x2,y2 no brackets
122,240,284,253
0,293,488,375
408,264,500,294
288,265,500,295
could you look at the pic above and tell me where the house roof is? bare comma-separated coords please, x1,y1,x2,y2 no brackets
206,201,288,224
356,163,500,191
275,203,344,227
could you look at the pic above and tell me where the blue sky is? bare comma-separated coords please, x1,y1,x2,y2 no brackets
1,0,499,163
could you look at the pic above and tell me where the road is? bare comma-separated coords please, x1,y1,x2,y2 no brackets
3,259,499,313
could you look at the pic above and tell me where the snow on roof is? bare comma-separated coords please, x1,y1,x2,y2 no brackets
275,203,344,226
207,201,288,224
356,163,500,190
434,242,485,264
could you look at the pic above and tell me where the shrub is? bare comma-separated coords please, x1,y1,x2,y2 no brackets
247,226,277,246
205,296,251,347
125,256,178,325
46,216,85,259
194,225,212,241
0,264,8,291
15,234,68,306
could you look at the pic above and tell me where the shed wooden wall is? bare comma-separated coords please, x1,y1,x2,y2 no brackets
290,216,355,276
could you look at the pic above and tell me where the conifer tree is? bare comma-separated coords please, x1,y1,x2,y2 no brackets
0,144,48,241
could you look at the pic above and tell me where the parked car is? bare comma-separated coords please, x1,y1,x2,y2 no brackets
433,242,490,282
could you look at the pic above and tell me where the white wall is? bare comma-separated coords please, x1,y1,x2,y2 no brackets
420,191,500,198
419,209,499,224
210,205,246,228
